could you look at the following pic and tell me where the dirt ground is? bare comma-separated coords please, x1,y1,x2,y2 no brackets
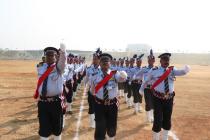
0,60,210,140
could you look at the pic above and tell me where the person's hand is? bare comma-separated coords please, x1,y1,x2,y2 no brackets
119,71,127,79
184,65,190,73
139,88,144,96
60,43,66,52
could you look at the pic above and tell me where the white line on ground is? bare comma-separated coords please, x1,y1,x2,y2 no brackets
169,131,179,140
73,87,86,140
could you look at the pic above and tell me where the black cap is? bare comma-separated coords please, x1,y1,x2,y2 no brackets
100,53,113,62
133,54,137,58
158,53,171,59
44,47,59,54
136,54,144,61
93,48,102,58
125,57,129,61
148,49,155,59
68,53,74,57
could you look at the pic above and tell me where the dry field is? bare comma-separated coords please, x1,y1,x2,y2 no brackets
0,60,210,140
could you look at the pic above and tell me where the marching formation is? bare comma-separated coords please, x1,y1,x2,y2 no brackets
34,43,190,140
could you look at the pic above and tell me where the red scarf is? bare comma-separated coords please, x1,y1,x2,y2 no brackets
33,64,56,99
151,66,173,90
95,70,117,94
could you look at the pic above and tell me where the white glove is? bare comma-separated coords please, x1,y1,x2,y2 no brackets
139,88,144,96
184,65,190,73
60,43,66,52
128,81,131,85
119,71,127,79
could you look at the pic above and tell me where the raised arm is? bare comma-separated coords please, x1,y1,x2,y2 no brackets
57,43,67,74
172,65,190,76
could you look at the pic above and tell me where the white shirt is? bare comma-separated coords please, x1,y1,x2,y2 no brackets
37,50,66,97
85,64,100,89
63,63,74,82
134,65,156,85
90,69,127,99
140,66,190,94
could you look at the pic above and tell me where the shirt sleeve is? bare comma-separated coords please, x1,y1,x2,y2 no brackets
140,69,153,91
172,66,189,76
57,49,67,74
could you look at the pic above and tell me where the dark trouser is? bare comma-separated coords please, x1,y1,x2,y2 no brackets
123,81,128,93
64,80,73,103
127,82,132,98
131,82,142,103
144,88,154,111
77,72,82,84
118,82,124,90
94,102,118,140
88,91,95,114
38,100,63,137
152,95,174,132
73,75,78,92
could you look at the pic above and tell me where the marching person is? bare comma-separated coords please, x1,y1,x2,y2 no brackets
117,58,125,98
134,49,156,122
90,53,127,140
139,53,190,140
34,44,67,140
85,48,102,128
126,55,136,108
131,54,144,114
63,53,75,115
72,55,79,99
123,57,130,103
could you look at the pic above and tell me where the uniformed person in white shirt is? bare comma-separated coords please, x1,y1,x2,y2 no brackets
90,53,127,140
85,48,102,128
72,55,79,98
37,44,66,140
131,54,144,114
63,53,75,115
139,53,190,140
110,58,118,71
117,58,125,98
80,57,87,81
123,57,130,103
126,56,136,108
77,56,86,89
134,49,156,122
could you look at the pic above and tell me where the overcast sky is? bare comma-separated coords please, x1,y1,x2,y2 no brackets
0,0,210,53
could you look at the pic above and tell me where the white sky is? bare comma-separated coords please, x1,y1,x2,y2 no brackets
0,0,210,53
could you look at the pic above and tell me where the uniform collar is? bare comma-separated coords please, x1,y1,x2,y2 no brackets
44,63,56,67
